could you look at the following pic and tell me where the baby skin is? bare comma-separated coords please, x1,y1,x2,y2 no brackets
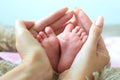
36,27,60,71
58,16,110,80
37,24,88,73
57,24,87,72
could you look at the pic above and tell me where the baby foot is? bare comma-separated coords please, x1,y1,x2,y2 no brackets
64,16,110,80
36,27,60,71
57,24,88,72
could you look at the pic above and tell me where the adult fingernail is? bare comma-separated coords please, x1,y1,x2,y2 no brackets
95,16,104,27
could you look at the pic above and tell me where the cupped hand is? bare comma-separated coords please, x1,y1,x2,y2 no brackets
24,7,73,37
73,7,110,63
22,7,73,72
58,16,110,80
1,20,53,80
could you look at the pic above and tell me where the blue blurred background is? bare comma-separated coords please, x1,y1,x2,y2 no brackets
0,0,120,26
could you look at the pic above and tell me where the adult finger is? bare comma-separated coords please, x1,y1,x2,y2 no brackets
15,20,48,63
33,7,69,32
88,16,104,43
23,21,35,29
50,11,73,34
74,8,92,33
73,7,83,27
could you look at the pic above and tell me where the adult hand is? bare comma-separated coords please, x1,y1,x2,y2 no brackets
59,16,109,80
23,7,73,72
73,7,110,64
24,7,73,37
0,20,53,80
60,8,110,79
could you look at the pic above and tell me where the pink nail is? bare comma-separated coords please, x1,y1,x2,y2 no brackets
95,16,104,27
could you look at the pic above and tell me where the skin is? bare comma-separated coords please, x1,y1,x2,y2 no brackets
21,7,73,73
1,18,108,80
1,20,53,80
73,8,109,60
58,7,110,80
73,8,110,68
0,7,110,80
1,7,74,80
37,24,88,72
24,7,73,37
1,16,108,80
58,16,110,80
34,7,110,74
57,24,87,72
37,27,60,71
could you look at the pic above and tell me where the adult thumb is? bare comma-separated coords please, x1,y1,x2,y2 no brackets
15,20,28,35
15,20,41,59
88,16,104,44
